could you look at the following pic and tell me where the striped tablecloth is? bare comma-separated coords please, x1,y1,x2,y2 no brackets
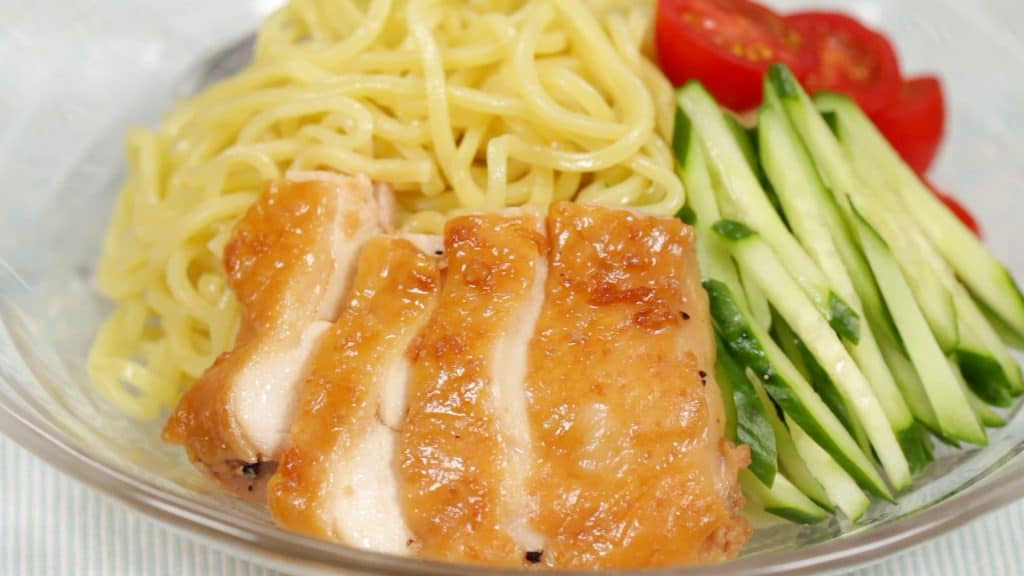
2,435,1022,576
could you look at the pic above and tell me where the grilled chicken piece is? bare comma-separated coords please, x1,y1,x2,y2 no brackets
162,172,392,500
525,202,751,568
399,209,548,566
268,235,444,552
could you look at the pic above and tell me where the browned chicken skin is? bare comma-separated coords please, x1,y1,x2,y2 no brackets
399,209,548,566
162,172,392,499
268,235,444,551
525,203,750,568
165,176,751,566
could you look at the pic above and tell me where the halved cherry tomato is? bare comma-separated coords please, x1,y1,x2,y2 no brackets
655,0,816,111
785,12,901,117
874,76,946,174
926,180,981,237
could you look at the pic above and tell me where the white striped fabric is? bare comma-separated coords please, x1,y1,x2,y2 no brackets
2,434,1022,575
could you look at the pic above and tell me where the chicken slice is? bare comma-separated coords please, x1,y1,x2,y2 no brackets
525,202,751,568
267,235,444,553
162,172,392,500
399,209,548,566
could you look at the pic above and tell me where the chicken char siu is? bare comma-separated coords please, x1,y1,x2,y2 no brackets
166,176,750,568
268,234,444,552
525,202,751,568
162,172,393,499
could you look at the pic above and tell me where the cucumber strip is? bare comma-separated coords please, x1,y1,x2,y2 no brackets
674,106,774,333
815,90,1024,344
758,102,918,462
831,111,1022,402
678,83,860,343
851,206,987,445
966,388,1007,428
704,278,892,500
761,75,944,444
725,113,781,215
747,369,832,509
981,303,1024,351
768,68,955,352
830,105,966,355
957,325,1015,407
875,338,946,440
716,337,778,485
674,109,742,286
716,342,740,442
718,224,912,490
953,283,1023,398
739,470,831,525
789,421,871,521
740,264,773,331
772,314,870,453
952,359,1006,428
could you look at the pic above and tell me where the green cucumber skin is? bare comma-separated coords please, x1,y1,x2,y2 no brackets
740,471,831,525
764,506,830,525
760,84,926,465
827,291,861,344
704,278,892,501
851,205,987,446
898,423,935,477
678,83,858,337
717,225,912,489
746,365,834,510
773,315,871,452
815,90,1024,344
788,421,871,521
717,337,779,486
957,349,1015,407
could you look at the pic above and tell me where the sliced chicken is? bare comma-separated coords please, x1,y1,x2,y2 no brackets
162,172,392,500
524,202,751,568
267,235,444,552
399,209,548,566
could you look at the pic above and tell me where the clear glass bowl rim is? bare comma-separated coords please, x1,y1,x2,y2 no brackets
2,377,1023,576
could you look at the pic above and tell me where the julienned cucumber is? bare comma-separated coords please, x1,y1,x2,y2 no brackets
756,96,927,474
772,314,869,452
716,337,778,486
746,366,833,509
814,90,1024,346
739,470,831,525
678,84,860,344
703,278,892,500
788,421,870,521
767,67,957,353
820,97,1023,404
714,221,912,490
674,107,773,332
850,205,988,445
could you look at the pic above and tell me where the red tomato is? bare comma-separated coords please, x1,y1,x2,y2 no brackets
785,12,902,116
873,76,946,174
927,180,981,237
655,0,816,111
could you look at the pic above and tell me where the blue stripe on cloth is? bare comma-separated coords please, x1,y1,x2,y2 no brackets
2,434,1023,575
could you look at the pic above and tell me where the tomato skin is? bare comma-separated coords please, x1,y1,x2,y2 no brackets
874,76,946,174
785,12,902,117
926,180,981,237
655,0,815,111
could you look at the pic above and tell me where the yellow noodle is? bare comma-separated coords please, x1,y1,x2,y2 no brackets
90,0,682,418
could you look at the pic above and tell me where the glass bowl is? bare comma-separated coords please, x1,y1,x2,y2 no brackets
2,0,1024,574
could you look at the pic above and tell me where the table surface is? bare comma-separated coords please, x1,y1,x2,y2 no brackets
2,436,1022,576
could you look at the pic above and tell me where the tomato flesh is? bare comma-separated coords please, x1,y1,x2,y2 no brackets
874,76,946,174
785,12,902,117
656,0,815,110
